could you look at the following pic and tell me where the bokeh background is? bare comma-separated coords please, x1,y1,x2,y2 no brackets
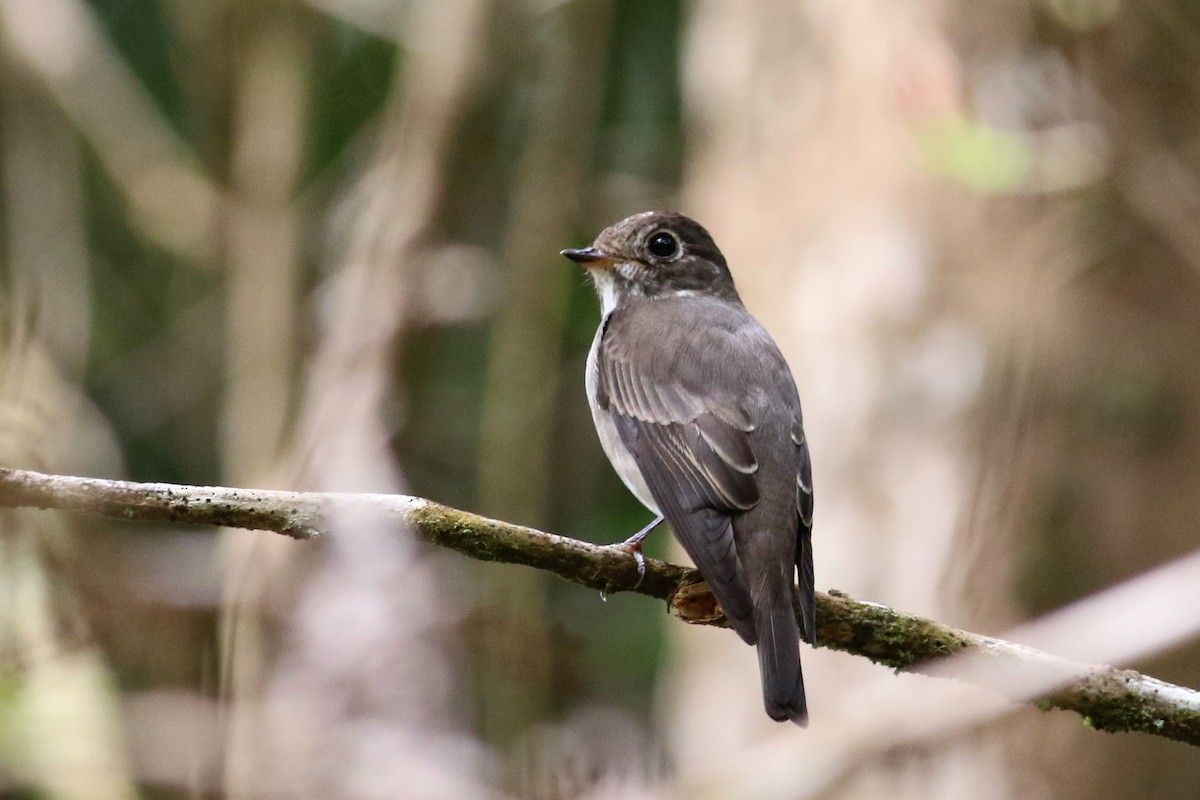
0,0,1199,797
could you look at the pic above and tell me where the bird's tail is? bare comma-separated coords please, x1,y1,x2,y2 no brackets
754,584,807,726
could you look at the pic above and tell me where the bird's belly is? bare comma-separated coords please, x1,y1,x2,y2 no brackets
586,329,660,514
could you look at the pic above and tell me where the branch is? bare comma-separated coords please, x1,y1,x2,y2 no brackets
0,467,1197,746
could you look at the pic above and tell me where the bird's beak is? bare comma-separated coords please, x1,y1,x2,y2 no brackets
561,247,618,268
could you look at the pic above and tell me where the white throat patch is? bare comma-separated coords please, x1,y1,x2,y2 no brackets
591,270,618,317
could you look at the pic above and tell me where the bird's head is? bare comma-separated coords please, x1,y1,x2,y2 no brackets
562,211,739,308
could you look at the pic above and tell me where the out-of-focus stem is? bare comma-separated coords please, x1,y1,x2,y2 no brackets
473,0,612,743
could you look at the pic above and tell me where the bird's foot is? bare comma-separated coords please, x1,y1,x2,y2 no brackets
604,514,663,589
614,535,647,583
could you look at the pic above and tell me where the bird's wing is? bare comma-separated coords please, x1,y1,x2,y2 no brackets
596,297,773,642
794,418,816,644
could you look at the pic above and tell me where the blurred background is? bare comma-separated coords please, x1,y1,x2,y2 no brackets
0,0,1199,797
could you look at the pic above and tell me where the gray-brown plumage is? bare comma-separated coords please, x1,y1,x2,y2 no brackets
563,211,815,725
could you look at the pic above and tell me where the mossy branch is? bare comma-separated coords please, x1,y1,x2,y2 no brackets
0,466,1197,745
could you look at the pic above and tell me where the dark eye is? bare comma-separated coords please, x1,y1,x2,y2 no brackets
647,232,678,259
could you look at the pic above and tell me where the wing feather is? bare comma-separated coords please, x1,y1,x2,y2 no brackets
795,419,816,643
695,412,758,474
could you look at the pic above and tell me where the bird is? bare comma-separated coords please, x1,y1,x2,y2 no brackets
562,210,815,725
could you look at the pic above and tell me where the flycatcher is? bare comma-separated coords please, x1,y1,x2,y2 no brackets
563,211,815,725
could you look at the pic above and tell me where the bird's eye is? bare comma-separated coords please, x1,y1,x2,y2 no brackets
647,232,678,259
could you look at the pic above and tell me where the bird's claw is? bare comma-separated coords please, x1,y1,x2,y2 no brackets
596,537,646,601
597,514,661,598
613,535,646,587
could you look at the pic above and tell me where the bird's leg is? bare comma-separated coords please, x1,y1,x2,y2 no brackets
611,514,664,581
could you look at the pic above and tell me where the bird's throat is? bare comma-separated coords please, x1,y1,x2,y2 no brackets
590,270,620,317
